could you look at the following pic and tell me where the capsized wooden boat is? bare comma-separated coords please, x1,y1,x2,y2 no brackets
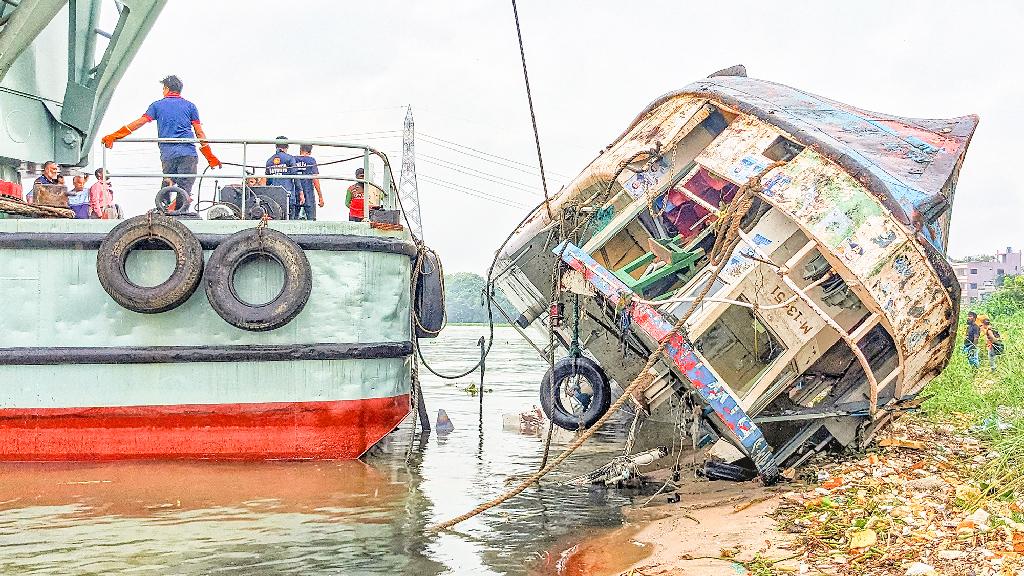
494,66,977,482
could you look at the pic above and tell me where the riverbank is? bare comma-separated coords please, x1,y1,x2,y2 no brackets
589,305,1024,576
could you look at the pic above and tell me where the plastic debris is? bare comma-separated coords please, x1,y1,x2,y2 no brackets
848,528,877,549
905,562,937,576
435,409,454,434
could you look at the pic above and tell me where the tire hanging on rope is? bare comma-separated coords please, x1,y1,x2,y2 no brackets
204,225,312,331
96,212,205,314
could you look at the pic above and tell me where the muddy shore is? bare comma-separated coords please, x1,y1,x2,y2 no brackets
553,417,1024,576
550,466,796,576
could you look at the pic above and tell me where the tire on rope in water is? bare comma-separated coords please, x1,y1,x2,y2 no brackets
204,227,312,331
96,213,204,313
539,356,612,430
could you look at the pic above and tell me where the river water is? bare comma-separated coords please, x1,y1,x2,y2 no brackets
0,326,643,575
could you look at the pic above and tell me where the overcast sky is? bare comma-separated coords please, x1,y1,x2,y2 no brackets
93,0,1022,273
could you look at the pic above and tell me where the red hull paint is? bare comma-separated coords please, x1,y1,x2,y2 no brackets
0,395,409,461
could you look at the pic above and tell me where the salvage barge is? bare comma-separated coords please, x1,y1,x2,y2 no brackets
495,66,977,482
0,140,441,461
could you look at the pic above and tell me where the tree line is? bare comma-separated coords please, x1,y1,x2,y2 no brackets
444,272,513,324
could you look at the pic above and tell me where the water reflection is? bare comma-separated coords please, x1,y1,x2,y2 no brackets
0,327,635,575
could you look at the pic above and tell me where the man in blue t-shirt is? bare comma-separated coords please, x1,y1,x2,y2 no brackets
293,144,323,220
264,137,299,219
101,75,221,211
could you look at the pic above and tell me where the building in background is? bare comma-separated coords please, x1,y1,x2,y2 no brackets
954,247,1022,304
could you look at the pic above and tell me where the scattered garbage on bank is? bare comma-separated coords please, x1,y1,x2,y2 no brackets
773,418,1024,576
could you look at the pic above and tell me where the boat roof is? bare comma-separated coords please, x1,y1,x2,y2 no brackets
622,66,978,253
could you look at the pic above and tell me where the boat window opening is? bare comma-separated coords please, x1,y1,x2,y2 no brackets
662,269,728,320
593,219,654,271
799,252,864,311
763,136,804,162
929,325,952,350
655,167,738,246
789,375,834,408
764,226,811,268
585,106,732,273
703,107,731,135
124,240,177,289
786,323,898,409
750,360,800,414
694,301,786,398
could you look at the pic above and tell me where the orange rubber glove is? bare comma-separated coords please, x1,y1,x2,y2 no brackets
200,144,221,168
101,125,132,148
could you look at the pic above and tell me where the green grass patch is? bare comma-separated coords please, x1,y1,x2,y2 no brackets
922,307,1024,422
921,294,1024,509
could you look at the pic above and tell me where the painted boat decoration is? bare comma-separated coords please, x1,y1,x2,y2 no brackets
494,66,977,482
0,138,444,461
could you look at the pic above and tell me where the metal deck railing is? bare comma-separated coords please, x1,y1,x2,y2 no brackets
103,137,401,220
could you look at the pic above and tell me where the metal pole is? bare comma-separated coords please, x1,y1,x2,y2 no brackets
478,336,486,415
416,381,430,433
241,141,247,218
363,149,370,221
382,155,393,211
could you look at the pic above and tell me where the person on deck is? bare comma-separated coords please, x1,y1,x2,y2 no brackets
345,167,380,222
89,168,114,219
100,75,221,212
345,168,366,222
293,144,323,220
28,160,60,204
68,174,90,219
264,137,299,219
964,311,981,369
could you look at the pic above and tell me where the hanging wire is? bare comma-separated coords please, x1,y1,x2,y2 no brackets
510,0,553,220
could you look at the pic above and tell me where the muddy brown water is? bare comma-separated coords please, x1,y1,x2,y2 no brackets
0,326,657,575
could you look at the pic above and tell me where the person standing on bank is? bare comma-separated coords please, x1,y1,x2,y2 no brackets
964,311,981,369
101,75,221,211
293,144,323,220
983,318,1004,372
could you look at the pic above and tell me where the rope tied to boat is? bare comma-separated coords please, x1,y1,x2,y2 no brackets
428,161,784,533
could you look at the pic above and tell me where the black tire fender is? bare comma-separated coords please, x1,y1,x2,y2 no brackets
96,213,204,314
204,227,312,331
414,249,445,338
539,356,612,431
249,195,284,220
155,185,192,215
